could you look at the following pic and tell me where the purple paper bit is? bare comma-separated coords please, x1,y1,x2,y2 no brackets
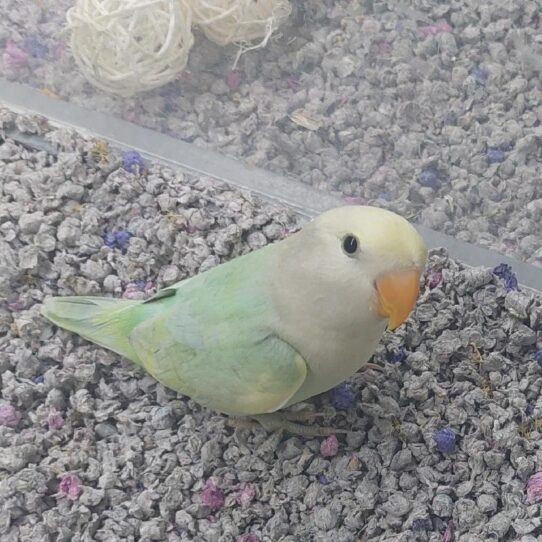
286,76,302,92
236,483,256,507
53,42,66,60
443,521,455,542
47,408,65,430
7,299,25,311
225,70,243,91
3,41,29,69
376,41,392,54
427,270,443,289
527,472,542,503
0,404,21,427
123,109,140,123
58,473,82,500
320,434,339,458
122,282,145,299
201,479,225,509
343,196,367,206
419,22,452,37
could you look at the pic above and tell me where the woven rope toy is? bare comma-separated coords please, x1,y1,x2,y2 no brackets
66,0,194,96
189,0,291,66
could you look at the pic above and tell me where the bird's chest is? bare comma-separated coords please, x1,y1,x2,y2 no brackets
315,323,384,380
285,317,387,404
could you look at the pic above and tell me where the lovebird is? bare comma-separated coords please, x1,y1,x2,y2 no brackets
42,206,427,435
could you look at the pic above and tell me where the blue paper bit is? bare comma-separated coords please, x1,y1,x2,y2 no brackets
22,36,49,59
318,474,330,485
122,150,146,174
416,168,448,189
487,147,506,164
493,263,518,291
387,347,407,364
526,403,534,416
412,517,433,531
503,274,518,291
434,427,457,454
377,191,393,201
535,349,542,369
103,229,132,251
159,83,179,99
114,230,132,250
331,382,355,409
470,65,489,84
104,231,117,248
32,375,44,384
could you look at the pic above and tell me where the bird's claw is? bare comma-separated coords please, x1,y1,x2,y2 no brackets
252,413,349,437
359,362,384,373
227,408,350,437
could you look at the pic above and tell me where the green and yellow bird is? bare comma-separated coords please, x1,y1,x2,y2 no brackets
42,206,427,435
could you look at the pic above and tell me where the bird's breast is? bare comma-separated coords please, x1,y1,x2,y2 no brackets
281,314,387,406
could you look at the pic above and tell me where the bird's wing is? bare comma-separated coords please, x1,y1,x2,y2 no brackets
128,250,307,415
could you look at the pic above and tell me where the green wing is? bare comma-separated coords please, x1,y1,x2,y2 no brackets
129,250,307,416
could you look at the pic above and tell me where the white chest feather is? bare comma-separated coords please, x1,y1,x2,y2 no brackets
279,303,387,405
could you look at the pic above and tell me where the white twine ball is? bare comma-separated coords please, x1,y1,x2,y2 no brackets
189,0,291,50
66,0,194,96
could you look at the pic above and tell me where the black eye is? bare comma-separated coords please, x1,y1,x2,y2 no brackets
342,234,358,255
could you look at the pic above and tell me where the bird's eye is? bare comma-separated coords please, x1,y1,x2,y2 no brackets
342,234,358,255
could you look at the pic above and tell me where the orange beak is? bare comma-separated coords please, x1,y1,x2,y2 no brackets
375,268,422,330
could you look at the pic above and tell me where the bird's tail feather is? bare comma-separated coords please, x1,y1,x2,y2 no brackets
41,296,143,364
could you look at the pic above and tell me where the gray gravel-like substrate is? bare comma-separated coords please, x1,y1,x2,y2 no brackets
1,109,542,542
0,0,541,265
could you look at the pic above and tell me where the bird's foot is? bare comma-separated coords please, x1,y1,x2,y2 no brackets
226,417,260,430
226,414,333,436
251,413,348,437
359,362,384,373
226,409,327,429
281,409,327,421
226,408,348,437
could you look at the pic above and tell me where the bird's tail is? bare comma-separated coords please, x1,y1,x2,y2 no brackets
41,296,144,364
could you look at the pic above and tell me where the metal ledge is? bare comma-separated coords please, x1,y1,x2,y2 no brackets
1,78,540,293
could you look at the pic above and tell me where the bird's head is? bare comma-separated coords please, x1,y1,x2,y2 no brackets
297,206,428,330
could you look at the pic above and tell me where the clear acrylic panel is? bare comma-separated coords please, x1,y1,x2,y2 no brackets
1,0,541,268
3,5,542,542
